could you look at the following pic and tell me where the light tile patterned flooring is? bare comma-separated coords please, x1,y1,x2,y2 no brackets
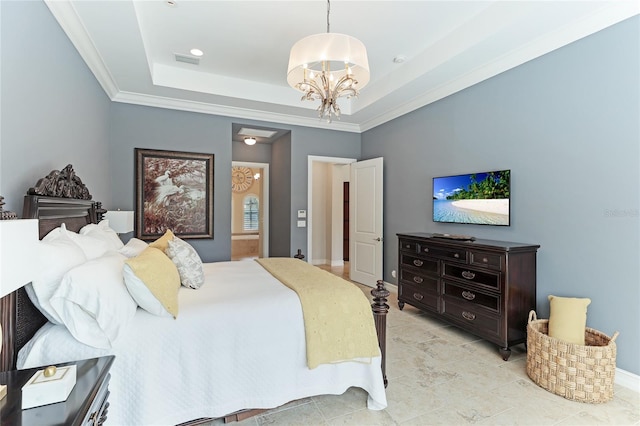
212,263,640,425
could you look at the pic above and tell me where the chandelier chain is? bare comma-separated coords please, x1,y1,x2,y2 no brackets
326,0,330,33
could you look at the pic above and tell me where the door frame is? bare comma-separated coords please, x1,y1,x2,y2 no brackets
232,161,269,258
307,155,356,265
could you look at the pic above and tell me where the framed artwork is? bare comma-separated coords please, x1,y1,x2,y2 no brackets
135,148,214,240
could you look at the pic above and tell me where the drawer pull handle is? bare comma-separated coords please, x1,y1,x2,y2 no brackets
413,276,424,284
405,244,411,249
482,257,488,263
462,311,476,321
461,270,476,280
413,293,424,301
413,259,424,267
462,290,476,300
454,253,460,258
423,247,429,253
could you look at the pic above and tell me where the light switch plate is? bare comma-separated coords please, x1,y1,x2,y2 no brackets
297,210,306,218
297,220,306,227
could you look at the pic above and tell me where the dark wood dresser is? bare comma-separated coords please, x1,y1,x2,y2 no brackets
397,233,539,360
0,356,114,425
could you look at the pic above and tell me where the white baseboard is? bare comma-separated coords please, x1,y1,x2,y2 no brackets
310,259,327,266
330,260,344,267
616,367,640,392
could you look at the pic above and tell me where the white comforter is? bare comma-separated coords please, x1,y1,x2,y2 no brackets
18,260,387,425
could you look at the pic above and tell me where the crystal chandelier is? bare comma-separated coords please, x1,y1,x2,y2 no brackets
287,0,370,122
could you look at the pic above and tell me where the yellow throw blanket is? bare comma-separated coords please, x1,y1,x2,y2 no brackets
256,258,380,369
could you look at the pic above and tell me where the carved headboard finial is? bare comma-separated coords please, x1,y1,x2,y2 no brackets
28,164,92,200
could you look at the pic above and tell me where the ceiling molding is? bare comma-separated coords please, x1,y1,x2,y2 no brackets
112,91,363,133
44,0,120,99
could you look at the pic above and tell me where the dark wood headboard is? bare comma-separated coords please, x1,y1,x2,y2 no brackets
0,165,105,371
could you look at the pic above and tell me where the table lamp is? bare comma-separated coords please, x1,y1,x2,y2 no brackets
0,217,39,399
104,210,134,235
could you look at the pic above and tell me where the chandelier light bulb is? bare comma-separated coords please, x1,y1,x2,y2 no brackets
244,137,257,146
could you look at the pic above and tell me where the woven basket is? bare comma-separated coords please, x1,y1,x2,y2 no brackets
526,310,619,403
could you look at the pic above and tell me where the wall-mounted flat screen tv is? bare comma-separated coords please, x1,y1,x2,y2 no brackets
433,170,510,226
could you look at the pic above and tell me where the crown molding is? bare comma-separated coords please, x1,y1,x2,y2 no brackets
112,91,363,133
44,0,119,98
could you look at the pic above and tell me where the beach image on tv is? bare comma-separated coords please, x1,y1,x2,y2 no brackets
433,170,510,226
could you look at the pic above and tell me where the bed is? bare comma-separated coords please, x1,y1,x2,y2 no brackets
0,166,389,425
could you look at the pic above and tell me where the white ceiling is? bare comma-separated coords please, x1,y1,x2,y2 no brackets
45,1,639,133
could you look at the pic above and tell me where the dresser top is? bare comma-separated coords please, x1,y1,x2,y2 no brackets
397,232,540,252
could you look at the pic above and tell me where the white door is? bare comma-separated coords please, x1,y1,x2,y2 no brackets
349,157,383,287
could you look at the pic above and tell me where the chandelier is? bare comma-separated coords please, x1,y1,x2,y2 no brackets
287,0,370,121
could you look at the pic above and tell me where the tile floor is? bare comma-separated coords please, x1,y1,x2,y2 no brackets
210,264,640,425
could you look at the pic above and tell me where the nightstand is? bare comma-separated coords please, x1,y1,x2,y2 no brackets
0,356,114,426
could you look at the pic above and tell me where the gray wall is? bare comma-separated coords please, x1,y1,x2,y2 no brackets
270,133,292,256
232,140,273,164
0,1,111,212
362,16,640,375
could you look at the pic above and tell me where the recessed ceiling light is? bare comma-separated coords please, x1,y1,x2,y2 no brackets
190,48,204,57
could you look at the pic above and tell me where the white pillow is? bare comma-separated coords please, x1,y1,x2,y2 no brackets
166,237,205,289
118,238,148,258
50,252,136,349
80,220,124,251
27,231,88,324
44,224,110,260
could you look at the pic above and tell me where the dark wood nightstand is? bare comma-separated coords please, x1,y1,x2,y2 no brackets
0,356,114,426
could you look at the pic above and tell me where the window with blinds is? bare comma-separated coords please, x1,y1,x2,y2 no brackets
243,195,259,231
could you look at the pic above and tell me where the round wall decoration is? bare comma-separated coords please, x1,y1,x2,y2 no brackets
232,166,254,193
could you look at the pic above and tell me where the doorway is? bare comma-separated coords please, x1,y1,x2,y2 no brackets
231,161,269,260
307,156,383,287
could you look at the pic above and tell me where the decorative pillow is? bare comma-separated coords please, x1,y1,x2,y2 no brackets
166,237,205,289
148,229,175,253
123,247,180,318
79,220,124,251
49,252,136,349
27,231,88,324
548,295,591,345
118,238,149,258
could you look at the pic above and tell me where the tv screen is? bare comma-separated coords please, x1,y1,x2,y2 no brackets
433,170,510,226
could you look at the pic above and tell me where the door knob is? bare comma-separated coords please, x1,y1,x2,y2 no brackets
374,237,382,241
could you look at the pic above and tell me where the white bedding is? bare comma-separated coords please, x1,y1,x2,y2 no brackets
18,260,387,425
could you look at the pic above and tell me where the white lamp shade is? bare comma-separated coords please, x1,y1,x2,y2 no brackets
0,219,39,297
104,211,134,234
287,32,370,91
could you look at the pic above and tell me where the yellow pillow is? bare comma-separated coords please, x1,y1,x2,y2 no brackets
123,247,180,318
548,295,591,345
149,229,175,253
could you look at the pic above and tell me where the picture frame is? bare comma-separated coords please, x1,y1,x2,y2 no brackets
135,148,214,240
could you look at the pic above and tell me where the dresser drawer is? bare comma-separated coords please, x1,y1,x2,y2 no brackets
399,239,419,253
399,268,438,290
469,250,503,271
399,253,439,275
443,281,500,313
399,283,439,313
420,244,467,263
441,299,500,338
443,263,500,291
